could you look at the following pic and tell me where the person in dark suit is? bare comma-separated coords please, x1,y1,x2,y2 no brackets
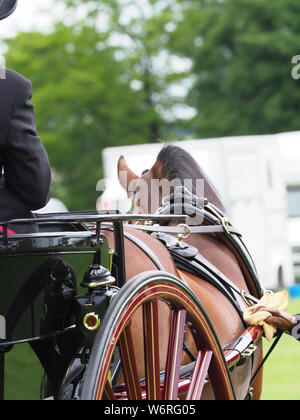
0,1,51,232
0,69,51,224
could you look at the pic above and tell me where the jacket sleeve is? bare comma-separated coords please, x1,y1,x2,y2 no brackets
3,78,51,211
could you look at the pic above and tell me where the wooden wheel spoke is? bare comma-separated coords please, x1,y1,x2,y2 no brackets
143,300,161,400
163,308,187,400
118,325,142,400
186,350,213,400
81,274,236,401
102,379,115,401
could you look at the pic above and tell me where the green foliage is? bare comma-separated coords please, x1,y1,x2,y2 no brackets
5,1,187,210
5,24,162,210
5,0,300,209
169,0,300,137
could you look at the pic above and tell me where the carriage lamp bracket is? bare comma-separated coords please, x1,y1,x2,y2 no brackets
74,266,118,347
74,289,114,347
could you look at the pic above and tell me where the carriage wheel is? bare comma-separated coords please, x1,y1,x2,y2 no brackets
80,271,235,400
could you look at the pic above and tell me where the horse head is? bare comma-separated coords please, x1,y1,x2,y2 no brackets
118,144,226,216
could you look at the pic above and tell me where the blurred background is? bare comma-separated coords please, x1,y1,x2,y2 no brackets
1,0,300,400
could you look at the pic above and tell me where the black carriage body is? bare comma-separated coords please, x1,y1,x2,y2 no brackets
0,225,110,342
0,211,185,399
0,210,179,344
0,212,120,399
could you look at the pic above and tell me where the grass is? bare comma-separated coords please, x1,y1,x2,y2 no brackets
4,343,43,400
260,298,300,400
3,300,300,400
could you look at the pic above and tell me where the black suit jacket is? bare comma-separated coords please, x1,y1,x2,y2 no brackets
0,69,51,222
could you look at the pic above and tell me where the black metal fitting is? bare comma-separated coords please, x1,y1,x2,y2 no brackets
81,264,115,289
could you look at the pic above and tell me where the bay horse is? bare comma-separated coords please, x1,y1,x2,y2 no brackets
102,144,264,400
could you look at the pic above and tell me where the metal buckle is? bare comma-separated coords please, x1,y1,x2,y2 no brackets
221,217,230,235
241,344,257,358
241,290,254,307
204,203,230,235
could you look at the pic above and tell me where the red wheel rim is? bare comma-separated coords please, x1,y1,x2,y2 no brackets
89,279,235,401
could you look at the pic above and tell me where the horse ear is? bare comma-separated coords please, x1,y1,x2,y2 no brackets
118,155,138,193
151,158,164,180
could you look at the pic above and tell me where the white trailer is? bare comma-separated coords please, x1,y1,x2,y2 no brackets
100,135,294,291
37,198,68,214
278,131,300,283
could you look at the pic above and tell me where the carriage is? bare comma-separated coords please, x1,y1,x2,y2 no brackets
0,203,279,401
1,144,299,401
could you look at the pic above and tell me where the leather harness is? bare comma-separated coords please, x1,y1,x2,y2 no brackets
125,187,264,323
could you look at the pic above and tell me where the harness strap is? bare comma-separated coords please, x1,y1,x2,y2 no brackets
126,223,241,236
127,187,264,299
160,201,263,297
123,230,165,271
250,330,284,385
152,232,259,324
126,221,263,300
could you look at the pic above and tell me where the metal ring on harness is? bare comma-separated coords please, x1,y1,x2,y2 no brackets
176,224,192,244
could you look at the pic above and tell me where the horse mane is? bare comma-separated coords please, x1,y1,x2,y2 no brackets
157,145,226,212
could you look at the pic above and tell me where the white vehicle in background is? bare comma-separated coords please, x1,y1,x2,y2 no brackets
278,131,300,285
37,198,68,214
100,135,294,291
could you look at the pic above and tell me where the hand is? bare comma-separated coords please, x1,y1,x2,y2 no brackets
252,306,297,331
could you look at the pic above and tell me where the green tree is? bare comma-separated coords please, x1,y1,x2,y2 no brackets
5,24,153,210
56,0,191,141
114,0,188,142
5,0,192,210
169,0,300,137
